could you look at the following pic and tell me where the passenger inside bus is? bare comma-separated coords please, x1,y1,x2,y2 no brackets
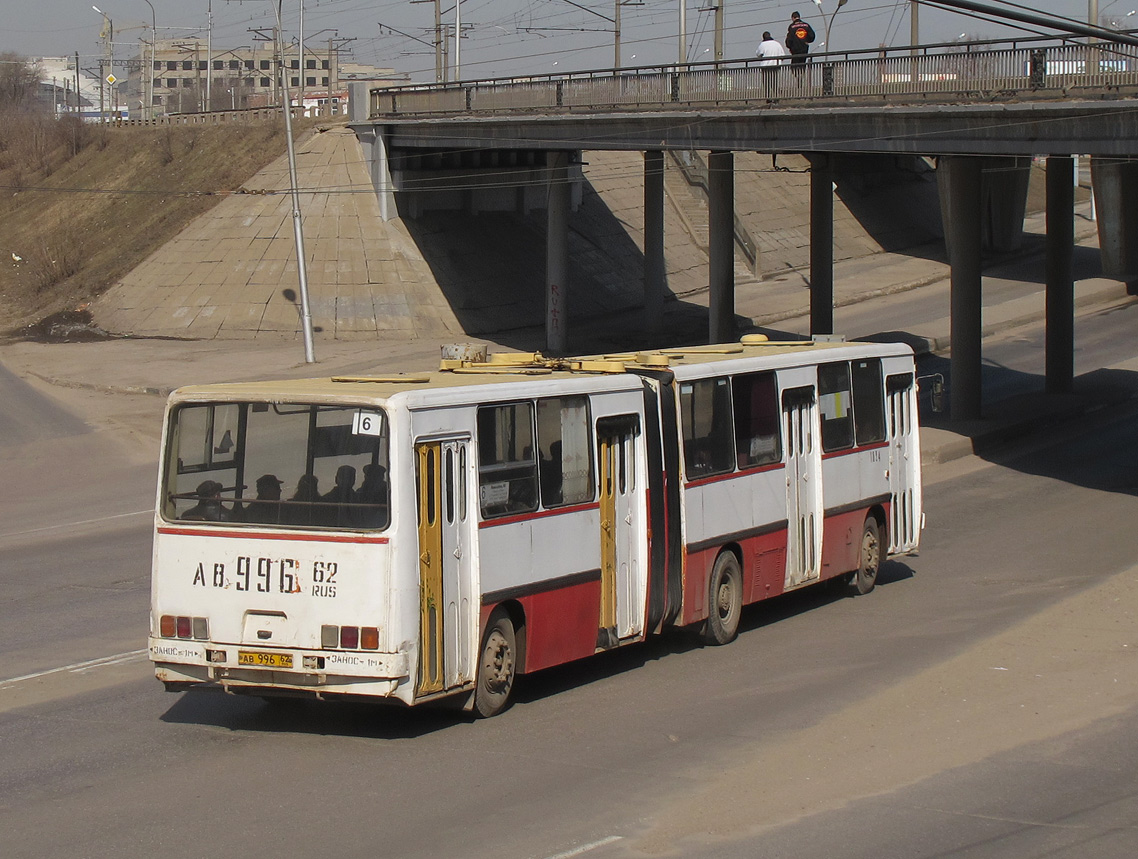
356,463,390,528
182,480,233,522
285,473,320,525
321,465,357,527
242,474,284,524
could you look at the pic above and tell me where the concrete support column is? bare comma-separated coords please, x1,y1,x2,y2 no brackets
939,156,984,421
546,151,571,355
1046,156,1075,394
707,150,735,344
356,126,396,222
981,155,1031,253
1091,156,1138,278
809,154,834,336
644,151,666,337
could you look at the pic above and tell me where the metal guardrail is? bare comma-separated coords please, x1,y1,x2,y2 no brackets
369,36,1138,119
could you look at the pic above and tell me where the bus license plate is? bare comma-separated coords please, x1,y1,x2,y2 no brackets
238,650,293,669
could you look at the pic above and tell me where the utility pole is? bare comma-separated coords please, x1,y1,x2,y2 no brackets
714,0,723,62
273,2,316,364
206,0,213,110
435,0,442,82
679,0,686,64
615,0,622,67
298,0,305,112
454,0,461,81
142,0,155,119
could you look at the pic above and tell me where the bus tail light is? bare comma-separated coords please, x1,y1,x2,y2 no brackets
160,615,210,640
320,625,380,650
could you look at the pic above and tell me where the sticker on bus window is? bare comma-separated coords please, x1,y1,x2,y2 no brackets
480,481,509,506
352,411,383,436
819,392,848,420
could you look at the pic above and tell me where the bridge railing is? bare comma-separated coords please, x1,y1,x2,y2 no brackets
369,35,1138,118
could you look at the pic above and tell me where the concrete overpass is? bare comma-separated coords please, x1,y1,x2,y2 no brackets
349,35,1138,419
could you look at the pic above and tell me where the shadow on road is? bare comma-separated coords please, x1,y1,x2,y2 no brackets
158,560,916,739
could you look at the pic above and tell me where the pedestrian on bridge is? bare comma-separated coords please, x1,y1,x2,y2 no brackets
786,11,816,81
757,31,789,96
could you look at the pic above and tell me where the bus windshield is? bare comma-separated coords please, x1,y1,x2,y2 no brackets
162,402,390,530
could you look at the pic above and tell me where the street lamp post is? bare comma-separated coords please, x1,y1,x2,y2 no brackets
811,0,848,52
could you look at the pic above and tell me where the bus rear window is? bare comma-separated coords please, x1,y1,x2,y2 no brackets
163,403,390,530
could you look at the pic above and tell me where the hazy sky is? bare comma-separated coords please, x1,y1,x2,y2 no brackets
1,0,1122,82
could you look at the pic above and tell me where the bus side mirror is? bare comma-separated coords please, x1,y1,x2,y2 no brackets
918,373,946,413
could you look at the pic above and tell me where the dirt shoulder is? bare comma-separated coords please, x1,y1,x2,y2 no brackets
635,554,1138,853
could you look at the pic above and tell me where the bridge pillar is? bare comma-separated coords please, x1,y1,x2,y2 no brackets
939,156,984,421
644,151,666,336
1091,156,1138,279
708,150,735,344
1046,156,1075,394
808,154,834,336
356,127,397,222
939,156,1030,257
546,151,571,355
982,156,1031,253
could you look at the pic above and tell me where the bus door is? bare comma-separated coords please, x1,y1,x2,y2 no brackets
886,373,922,553
597,416,643,646
416,438,475,694
782,386,823,589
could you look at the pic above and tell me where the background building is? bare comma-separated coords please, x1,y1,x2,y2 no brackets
133,40,407,116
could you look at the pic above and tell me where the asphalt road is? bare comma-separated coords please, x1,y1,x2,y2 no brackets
3,296,1138,858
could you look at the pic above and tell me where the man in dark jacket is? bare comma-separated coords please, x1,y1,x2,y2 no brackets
785,11,816,79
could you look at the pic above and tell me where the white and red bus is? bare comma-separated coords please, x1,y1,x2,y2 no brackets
149,336,922,717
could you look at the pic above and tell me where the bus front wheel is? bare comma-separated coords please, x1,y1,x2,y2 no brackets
474,609,517,718
702,551,743,646
852,516,881,595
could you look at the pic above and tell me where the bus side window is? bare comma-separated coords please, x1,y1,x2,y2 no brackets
679,377,734,479
732,371,781,468
818,362,854,452
851,359,885,445
477,402,538,518
536,396,594,508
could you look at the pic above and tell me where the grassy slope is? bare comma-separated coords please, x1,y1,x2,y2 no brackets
0,119,306,335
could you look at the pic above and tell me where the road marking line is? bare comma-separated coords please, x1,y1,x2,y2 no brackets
543,836,623,859
0,509,153,540
0,649,148,689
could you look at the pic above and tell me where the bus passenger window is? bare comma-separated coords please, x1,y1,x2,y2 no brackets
732,371,781,468
680,377,734,479
818,363,854,452
852,359,885,445
536,396,593,508
477,402,538,518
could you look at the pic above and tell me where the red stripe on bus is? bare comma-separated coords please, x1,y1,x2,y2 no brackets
821,440,890,461
156,527,390,544
684,461,784,490
479,501,600,529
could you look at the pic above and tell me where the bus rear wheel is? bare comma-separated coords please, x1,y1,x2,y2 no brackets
474,609,517,718
702,551,743,645
852,516,881,595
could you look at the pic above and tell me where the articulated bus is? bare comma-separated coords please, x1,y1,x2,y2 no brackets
149,337,923,717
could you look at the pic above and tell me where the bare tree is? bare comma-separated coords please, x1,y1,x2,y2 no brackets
0,53,42,110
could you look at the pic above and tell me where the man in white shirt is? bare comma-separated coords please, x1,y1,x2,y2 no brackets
756,31,788,95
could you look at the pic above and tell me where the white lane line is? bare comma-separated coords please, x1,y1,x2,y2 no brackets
543,836,623,859
0,649,148,689
0,509,153,540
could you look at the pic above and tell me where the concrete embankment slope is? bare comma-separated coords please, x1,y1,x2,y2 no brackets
92,126,945,342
